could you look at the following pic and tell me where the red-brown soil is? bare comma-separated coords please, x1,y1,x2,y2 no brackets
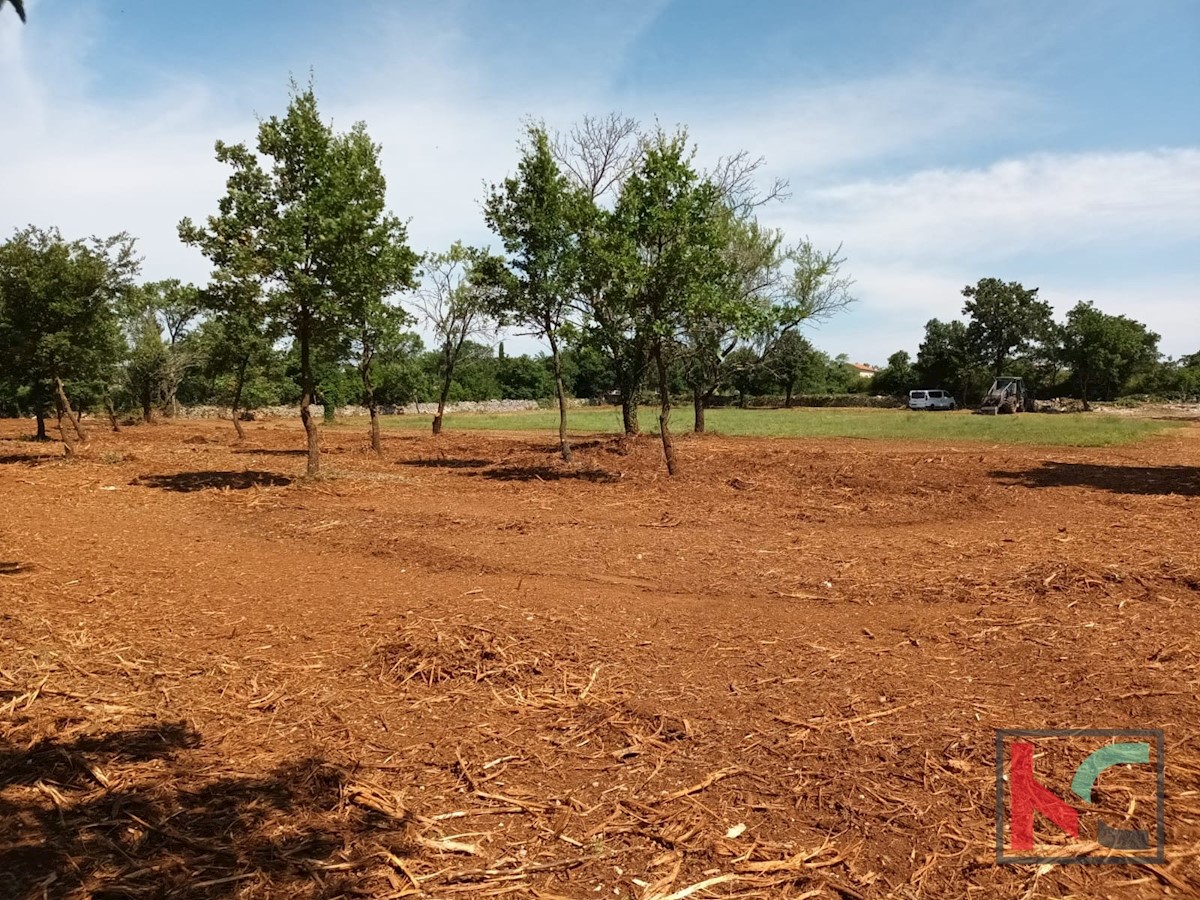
1,417,1198,899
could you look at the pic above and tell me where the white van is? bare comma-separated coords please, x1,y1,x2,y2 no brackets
908,389,957,411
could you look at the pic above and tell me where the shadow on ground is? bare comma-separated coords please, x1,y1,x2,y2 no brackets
131,471,293,492
992,462,1200,497
0,722,404,899
400,457,491,469
231,448,307,457
474,465,619,483
0,454,54,466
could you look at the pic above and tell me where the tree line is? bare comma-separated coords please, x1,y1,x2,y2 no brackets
0,84,855,475
864,278,1197,409
4,83,1193,473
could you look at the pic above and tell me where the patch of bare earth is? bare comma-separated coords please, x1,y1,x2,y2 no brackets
1,417,1198,898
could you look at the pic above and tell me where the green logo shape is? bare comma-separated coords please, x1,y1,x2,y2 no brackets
1071,742,1150,804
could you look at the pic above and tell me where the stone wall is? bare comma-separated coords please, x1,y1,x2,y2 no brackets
172,398,594,420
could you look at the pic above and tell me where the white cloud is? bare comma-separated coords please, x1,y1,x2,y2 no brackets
797,149,1200,263
2,4,1195,365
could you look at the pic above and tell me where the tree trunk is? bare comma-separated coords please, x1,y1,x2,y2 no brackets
433,365,453,436
231,353,248,441
655,348,677,476
785,382,794,409
54,388,77,458
35,412,47,441
692,385,705,434
361,363,381,455
55,378,87,441
547,329,572,463
141,384,153,424
299,322,320,477
1081,375,1090,412
620,394,639,435
104,396,121,432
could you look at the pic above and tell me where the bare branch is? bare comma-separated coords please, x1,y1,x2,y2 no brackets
708,151,791,216
551,113,640,201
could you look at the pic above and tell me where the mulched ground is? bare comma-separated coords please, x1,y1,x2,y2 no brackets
1,415,1198,899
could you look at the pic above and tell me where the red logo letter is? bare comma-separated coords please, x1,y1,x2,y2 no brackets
1010,742,1079,851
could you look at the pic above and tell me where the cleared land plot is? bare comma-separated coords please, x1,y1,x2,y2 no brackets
365,405,1183,446
1,417,1198,899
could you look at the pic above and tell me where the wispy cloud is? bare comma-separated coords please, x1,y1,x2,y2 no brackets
801,149,1200,262
2,2,1195,364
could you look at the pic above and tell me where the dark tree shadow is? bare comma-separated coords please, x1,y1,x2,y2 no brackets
400,457,491,469
0,722,408,899
231,448,307,456
991,462,1200,497
475,465,618,483
131,471,293,492
0,454,52,466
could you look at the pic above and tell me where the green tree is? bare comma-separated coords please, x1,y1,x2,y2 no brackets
683,217,777,432
608,130,732,473
123,309,172,423
721,346,769,407
198,283,281,440
0,226,136,453
560,344,614,399
961,278,1053,376
1061,301,1160,409
915,318,980,404
482,125,582,462
870,350,916,397
327,124,419,453
181,82,400,475
121,279,203,419
496,354,556,400
372,332,427,407
762,331,820,406
413,243,493,434
554,114,646,435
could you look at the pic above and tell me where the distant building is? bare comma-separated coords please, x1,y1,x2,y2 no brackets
850,362,880,379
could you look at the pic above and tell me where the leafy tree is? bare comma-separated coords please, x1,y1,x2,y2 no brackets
683,217,777,432
373,332,428,406
423,341,500,401
181,82,402,475
961,278,1054,376
722,346,768,407
326,124,419,453
825,354,865,394
915,318,980,404
768,240,856,340
762,331,820,406
0,226,136,452
496,354,555,400
560,344,614,399
608,130,731,473
1062,301,1160,409
482,125,583,462
870,350,916,397
123,310,171,423
121,279,203,420
413,243,493,434
554,114,646,434
200,284,280,439
749,239,856,404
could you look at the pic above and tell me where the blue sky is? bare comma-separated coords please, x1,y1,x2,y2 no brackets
2,0,1197,362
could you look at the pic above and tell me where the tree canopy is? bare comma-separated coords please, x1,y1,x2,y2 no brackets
180,82,415,474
